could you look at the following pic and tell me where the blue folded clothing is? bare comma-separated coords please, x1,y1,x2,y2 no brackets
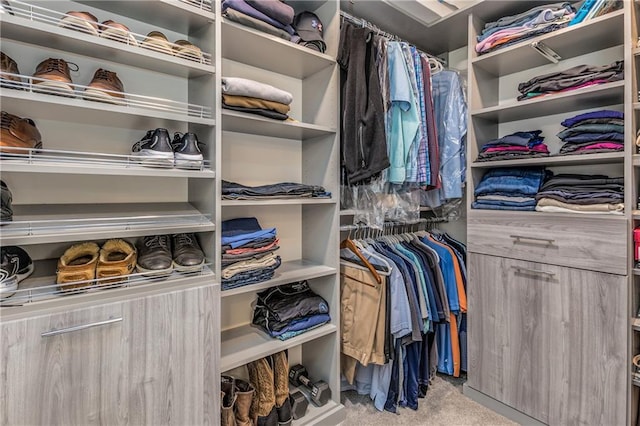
474,167,547,197
221,217,277,248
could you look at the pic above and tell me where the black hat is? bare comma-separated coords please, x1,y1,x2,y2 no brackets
293,11,324,43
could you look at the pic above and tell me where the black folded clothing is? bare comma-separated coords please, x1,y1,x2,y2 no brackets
222,180,330,199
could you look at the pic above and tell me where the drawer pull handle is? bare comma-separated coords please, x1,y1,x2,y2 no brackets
41,317,122,337
511,266,555,277
510,235,555,245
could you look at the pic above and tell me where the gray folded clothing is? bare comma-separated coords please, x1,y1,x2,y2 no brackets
245,0,294,25
222,76,293,105
223,8,292,41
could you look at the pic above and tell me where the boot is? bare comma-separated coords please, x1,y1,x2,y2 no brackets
247,358,277,426
234,378,255,426
221,375,237,426
272,351,292,426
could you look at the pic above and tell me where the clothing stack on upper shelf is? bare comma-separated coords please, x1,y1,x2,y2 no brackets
472,167,547,211
557,109,624,155
222,180,330,200
339,229,467,413
476,130,549,161
338,18,467,211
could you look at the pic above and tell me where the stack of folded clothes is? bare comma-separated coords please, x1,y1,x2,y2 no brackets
221,217,282,290
472,167,547,211
222,180,331,200
252,281,331,341
557,110,624,155
517,60,624,101
476,130,549,162
222,0,295,41
222,77,293,121
476,2,575,55
535,173,624,214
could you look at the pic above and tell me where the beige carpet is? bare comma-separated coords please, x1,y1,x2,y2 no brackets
341,376,517,426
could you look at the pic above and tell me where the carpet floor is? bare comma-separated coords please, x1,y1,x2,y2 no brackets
340,375,517,425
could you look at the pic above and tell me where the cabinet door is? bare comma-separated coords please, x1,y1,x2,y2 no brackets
0,285,218,425
467,253,552,423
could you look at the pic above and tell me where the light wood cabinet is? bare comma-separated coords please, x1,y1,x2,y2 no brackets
0,284,218,426
468,253,626,425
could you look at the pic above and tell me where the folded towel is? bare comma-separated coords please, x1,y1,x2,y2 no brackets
222,76,293,105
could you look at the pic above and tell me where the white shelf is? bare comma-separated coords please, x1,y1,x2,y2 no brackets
472,10,624,77
220,198,335,206
75,0,215,34
1,13,214,78
471,152,625,168
1,202,214,245
2,88,215,129
471,81,625,122
220,323,337,372
221,110,336,140
221,260,336,297
221,18,335,79
1,265,215,307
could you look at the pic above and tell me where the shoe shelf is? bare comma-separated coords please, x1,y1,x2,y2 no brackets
220,322,337,372
220,198,335,206
1,4,214,78
471,10,624,77
221,18,335,80
0,264,214,308
75,0,215,34
1,202,214,245
221,110,336,140
221,260,336,298
470,152,625,169
1,82,215,128
0,147,215,178
470,81,625,122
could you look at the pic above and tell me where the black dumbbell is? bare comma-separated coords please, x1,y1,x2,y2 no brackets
289,390,308,420
288,364,331,406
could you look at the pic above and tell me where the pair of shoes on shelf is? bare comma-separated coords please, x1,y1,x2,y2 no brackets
221,376,255,426
0,111,43,155
131,128,204,169
136,233,205,277
141,31,203,61
59,11,137,46
0,246,34,299
56,239,137,292
1,52,125,103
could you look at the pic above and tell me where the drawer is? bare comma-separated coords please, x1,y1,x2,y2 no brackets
467,211,627,275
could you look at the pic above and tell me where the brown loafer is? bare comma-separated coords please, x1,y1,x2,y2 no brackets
58,11,100,36
100,20,138,46
141,31,174,55
0,111,42,155
0,51,22,88
173,39,203,61
96,239,137,286
56,242,99,291
83,68,125,104
32,58,75,96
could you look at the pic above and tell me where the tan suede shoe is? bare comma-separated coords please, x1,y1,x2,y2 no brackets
173,39,203,61
96,239,137,286
141,31,174,55
56,242,99,291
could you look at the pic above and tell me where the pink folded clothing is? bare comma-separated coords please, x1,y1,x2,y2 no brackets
483,144,549,153
576,142,624,151
225,238,280,255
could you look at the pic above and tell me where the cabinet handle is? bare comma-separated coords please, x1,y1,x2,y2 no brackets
511,266,555,277
41,317,122,337
509,235,555,245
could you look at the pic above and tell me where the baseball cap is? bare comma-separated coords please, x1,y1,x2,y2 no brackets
293,11,325,43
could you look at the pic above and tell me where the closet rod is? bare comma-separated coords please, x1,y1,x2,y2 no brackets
339,10,447,66
340,217,448,232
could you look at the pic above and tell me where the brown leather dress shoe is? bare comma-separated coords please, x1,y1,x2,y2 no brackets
58,11,100,36
100,20,138,46
0,111,42,154
0,51,22,88
83,68,125,104
32,58,75,95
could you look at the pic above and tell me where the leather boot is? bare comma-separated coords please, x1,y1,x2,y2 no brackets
247,358,277,426
221,375,237,426
272,351,292,426
234,378,255,426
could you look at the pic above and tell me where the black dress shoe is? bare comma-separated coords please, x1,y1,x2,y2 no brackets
136,235,173,277
172,233,205,273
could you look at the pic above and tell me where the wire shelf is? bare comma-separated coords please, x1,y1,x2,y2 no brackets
0,146,214,173
5,0,213,65
0,72,213,119
0,264,214,307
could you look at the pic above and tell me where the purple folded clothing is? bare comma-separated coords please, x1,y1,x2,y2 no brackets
561,109,624,128
222,0,295,34
245,0,294,25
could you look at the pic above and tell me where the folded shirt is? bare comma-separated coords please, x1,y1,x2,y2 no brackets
222,76,294,105
222,93,290,114
481,130,543,148
245,0,294,26
557,123,624,139
222,103,289,120
221,0,295,34
221,252,280,279
561,109,624,127
482,2,573,32
223,8,292,40
221,270,275,290
474,167,547,197
560,132,624,144
536,197,624,214
471,202,536,211
222,180,329,199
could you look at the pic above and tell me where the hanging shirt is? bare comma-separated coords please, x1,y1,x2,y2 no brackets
401,43,423,183
411,47,430,185
387,42,421,184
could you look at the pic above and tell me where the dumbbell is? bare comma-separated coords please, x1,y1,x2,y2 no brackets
288,364,331,407
289,390,308,420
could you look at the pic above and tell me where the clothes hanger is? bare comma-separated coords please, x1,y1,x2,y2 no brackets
340,237,382,284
